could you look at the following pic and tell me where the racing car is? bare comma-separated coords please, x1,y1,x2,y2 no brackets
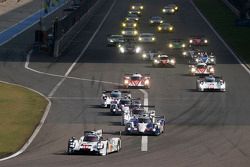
122,19,137,28
118,41,142,54
121,27,138,37
107,34,125,46
168,39,186,49
122,105,155,125
131,3,144,10
152,54,176,67
128,9,142,16
196,75,226,92
189,63,215,75
125,13,139,22
123,73,150,89
157,22,174,32
101,90,131,108
189,36,208,46
125,115,165,136
141,49,161,60
162,4,178,14
182,48,202,58
138,33,156,43
149,16,164,25
194,52,216,65
110,96,131,115
67,130,121,156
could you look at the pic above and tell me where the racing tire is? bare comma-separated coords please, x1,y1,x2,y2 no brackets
117,141,121,152
67,147,74,155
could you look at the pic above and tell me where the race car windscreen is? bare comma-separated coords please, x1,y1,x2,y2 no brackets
160,56,168,60
138,118,151,123
132,109,145,115
131,76,141,80
83,135,99,142
111,92,121,98
120,99,131,105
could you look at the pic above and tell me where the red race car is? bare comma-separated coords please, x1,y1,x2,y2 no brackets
123,73,150,89
189,36,208,46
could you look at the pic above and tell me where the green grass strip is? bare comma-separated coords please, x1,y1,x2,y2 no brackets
194,0,250,65
0,83,47,158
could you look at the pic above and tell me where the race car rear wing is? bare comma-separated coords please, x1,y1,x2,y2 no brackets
102,90,131,94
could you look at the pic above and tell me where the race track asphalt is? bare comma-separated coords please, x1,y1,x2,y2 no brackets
1,0,250,166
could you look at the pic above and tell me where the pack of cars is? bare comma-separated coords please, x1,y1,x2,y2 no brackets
68,1,228,157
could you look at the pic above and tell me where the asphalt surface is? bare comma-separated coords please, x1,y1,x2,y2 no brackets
1,0,250,166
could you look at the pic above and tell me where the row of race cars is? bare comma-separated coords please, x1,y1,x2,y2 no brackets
67,1,226,156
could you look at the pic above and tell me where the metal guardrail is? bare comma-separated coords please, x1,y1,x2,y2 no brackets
53,0,105,57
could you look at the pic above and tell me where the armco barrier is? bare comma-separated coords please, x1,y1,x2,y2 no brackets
53,0,106,57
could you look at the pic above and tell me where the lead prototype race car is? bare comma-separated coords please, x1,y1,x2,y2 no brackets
196,75,226,92
67,130,121,156
123,73,150,88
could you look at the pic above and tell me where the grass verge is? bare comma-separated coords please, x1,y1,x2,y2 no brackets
0,82,47,158
193,0,250,66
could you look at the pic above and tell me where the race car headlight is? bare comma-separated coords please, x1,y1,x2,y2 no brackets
175,6,178,10
142,53,147,58
152,37,155,41
122,23,126,27
150,20,153,24
126,18,129,21
160,20,163,23
134,31,138,35
154,59,159,64
133,23,137,27
127,127,131,131
120,47,125,53
97,142,104,149
204,39,208,43
182,51,187,56
121,31,125,35
211,58,214,62
189,39,193,43
145,79,150,85
210,68,215,73
158,26,162,31
195,58,199,62
171,9,175,13
170,59,176,65
139,37,142,41
169,43,173,48
182,44,186,48
169,26,173,31
140,6,143,10
135,47,141,53
162,9,166,12
191,68,195,72
124,79,129,85
109,39,114,42
152,128,156,132
132,6,135,9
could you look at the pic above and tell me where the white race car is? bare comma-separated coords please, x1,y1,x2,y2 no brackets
162,4,178,14
189,63,215,75
118,42,142,54
125,13,140,22
149,16,164,25
123,73,150,88
67,130,121,156
196,75,226,92
107,34,125,46
138,33,156,43
121,27,138,37
131,3,144,10
101,90,131,108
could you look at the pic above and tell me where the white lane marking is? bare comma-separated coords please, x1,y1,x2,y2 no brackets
26,51,121,86
48,0,117,97
139,89,148,151
0,81,51,162
141,136,148,152
190,0,250,75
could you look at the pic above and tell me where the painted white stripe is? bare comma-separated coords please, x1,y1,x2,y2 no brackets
190,0,250,75
48,0,117,97
141,136,148,152
139,89,148,151
0,81,51,161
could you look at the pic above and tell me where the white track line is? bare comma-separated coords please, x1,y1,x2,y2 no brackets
140,89,148,152
190,0,250,75
48,0,117,97
0,81,51,162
